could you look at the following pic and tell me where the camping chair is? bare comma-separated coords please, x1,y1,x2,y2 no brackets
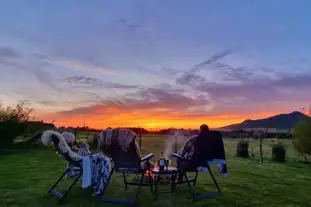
172,130,226,201
42,131,84,202
97,130,154,207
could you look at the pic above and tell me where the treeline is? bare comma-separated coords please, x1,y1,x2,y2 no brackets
220,130,292,139
0,103,35,148
153,128,292,139
58,126,150,135
68,127,293,139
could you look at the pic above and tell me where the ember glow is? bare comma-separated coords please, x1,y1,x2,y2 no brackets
144,161,158,179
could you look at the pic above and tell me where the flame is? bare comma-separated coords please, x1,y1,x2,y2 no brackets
144,161,158,179
145,169,156,179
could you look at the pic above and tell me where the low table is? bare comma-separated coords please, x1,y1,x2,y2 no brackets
151,167,178,199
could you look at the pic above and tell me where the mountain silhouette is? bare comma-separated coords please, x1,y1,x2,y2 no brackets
220,111,310,130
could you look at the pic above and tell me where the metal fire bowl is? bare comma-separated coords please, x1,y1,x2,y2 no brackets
135,174,172,184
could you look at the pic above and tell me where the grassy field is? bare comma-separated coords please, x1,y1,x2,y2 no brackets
1,134,311,207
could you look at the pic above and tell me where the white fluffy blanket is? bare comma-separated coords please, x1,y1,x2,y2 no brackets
41,130,83,162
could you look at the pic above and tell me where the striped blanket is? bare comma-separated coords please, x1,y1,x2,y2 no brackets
177,135,198,160
97,128,138,153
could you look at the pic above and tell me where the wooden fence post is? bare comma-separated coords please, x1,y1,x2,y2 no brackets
139,128,142,150
260,129,266,163
174,135,178,153
260,137,263,162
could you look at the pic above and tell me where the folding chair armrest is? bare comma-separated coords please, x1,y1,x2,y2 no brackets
172,153,186,160
141,153,154,162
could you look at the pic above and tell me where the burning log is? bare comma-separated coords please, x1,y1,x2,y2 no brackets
135,161,174,183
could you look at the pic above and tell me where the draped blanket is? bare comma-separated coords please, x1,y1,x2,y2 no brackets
41,130,83,162
82,153,111,196
96,128,140,155
94,128,151,170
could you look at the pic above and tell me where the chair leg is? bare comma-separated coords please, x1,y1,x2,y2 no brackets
99,169,144,207
170,172,177,195
193,172,198,187
153,173,161,199
207,165,222,195
60,172,82,202
123,173,128,190
133,172,144,205
99,167,115,200
183,171,197,200
48,169,69,194
147,170,154,193
49,168,82,202
184,169,221,201
177,170,183,184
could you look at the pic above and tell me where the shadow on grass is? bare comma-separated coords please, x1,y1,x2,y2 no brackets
0,148,25,155
238,155,310,168
36,188,102,207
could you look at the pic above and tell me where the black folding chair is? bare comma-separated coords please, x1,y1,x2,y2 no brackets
97,132,154,207
172,130,226,201
47,134,83,202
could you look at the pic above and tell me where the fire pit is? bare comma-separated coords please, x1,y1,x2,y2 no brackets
135,161,177,183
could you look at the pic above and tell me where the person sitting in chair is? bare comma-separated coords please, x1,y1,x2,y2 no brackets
176,124,227,182
62,132,91,156
177,124,210,161
175,124,209,181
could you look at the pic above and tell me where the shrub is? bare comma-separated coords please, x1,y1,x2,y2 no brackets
237,140,249,158
272,142,286,162
292,119,311,156
0,103,32,148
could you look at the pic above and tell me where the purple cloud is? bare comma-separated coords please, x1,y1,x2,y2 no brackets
176,73,207,87
119,18,141,31
188,47,240,74
64,75,141,89
33,69,60,91
59,86,211,116
176,47,239,85
0,47,22,59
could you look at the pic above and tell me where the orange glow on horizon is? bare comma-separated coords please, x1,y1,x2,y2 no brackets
33,109,280,130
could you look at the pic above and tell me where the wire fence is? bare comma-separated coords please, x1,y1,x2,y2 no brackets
71,128,308,163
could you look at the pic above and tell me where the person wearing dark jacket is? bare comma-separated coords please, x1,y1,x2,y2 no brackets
176,124,227,182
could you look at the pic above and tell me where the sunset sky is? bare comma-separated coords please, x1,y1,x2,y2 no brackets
1,1,311,130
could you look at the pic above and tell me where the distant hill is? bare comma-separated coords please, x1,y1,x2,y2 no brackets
219,111,310,130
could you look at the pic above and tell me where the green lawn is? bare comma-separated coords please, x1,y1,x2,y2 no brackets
1,135,311,207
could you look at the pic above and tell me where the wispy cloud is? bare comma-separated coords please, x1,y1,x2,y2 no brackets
119,18,141,31
195,72,311,112
53,59,118,75
188,47,240,74
33,68,61,91
0,47,22,59
31,53,48,60
136,66,182,79
176,73,207,87
59,86,211,118
64,75,141,89
176,47,240,85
